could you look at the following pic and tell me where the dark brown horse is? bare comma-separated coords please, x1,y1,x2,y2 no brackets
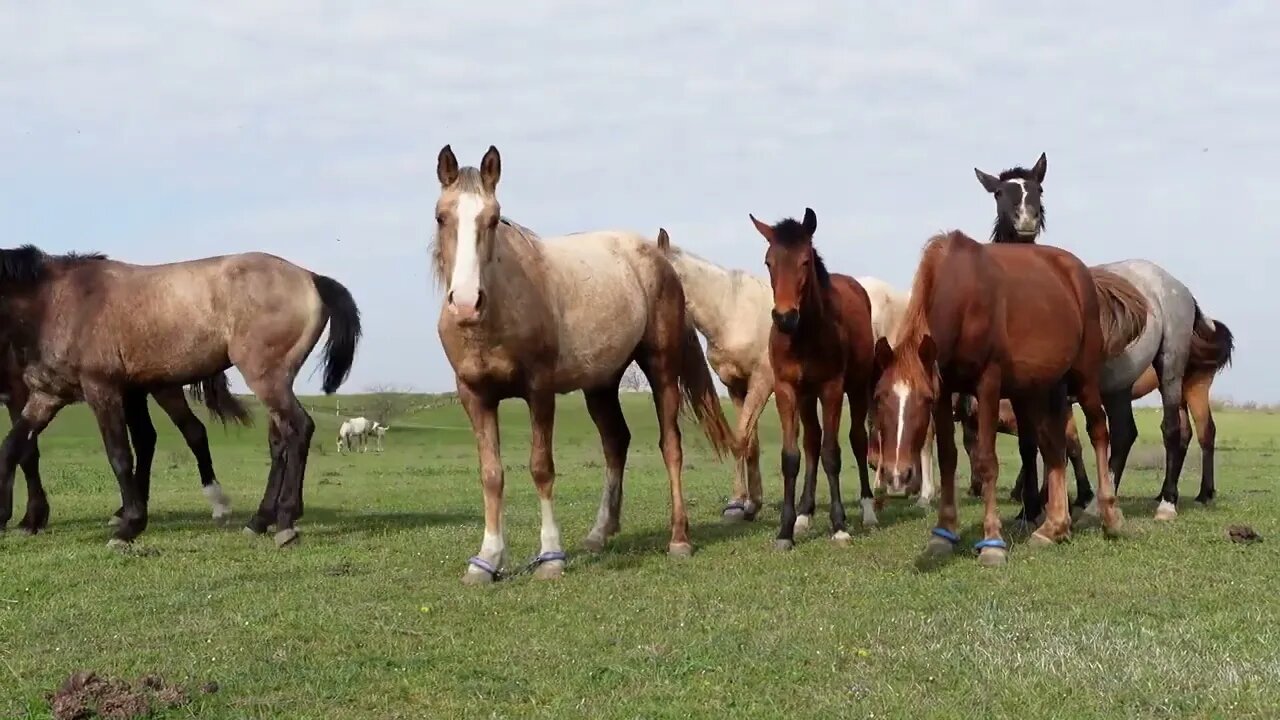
1,345,251,533
0,246,360,547
746,208,877,550
432,145,734,584
871,231,1122,566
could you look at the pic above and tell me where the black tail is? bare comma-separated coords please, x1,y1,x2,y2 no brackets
187,372,254,426
1187,302,1234,376
311,273,362,394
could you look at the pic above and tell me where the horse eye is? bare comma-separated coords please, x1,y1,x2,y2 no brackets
436,213,446,225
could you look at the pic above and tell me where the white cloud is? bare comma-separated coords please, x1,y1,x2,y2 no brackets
1,1,1276,399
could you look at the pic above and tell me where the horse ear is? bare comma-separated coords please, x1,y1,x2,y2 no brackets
749,214,775,243
918,334,938,369
1031,152,1047,183
656,228,670,252
480,145,502,192
437,145,460,187
802,208,817,236
975,168,1001,194
874,336,895,371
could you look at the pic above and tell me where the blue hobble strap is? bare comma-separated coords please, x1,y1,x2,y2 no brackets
973,537,1008,551
533,550,567,565
723,500,747,512
467,556,501,579
931,527,959,544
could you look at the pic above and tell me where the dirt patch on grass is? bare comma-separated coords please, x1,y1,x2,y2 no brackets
47,670,215,719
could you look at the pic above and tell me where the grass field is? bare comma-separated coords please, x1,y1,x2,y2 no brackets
1,394,1278,719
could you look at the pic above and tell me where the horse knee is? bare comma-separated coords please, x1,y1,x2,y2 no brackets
781,448,801,479
821,445,840,476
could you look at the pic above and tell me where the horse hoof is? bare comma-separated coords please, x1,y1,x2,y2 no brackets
924,536,954,558
533,562,564,580
830,530,852,547
722,507,747,523
274,528,300,548
1027,532,1055,548
106,538,131,551
242,526,264,537
1104,507,1126,537
582,533,607,554
1194,494,1214,505
977,547,1008,567
667,542,693,558
860,500,879,528
793,514,811,535
1154,501,1178,522
915,496,933,510
461,569,496,586
773,539,794,552
106,516,122,528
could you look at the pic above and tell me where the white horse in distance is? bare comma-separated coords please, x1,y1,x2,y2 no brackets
337,416,374,454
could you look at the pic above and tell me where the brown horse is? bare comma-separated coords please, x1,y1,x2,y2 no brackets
1,345,251,533
0,246,360,547
746,208,877,550
432,145,734,584
871,231,1122,566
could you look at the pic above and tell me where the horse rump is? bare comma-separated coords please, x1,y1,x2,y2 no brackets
187,372,254,426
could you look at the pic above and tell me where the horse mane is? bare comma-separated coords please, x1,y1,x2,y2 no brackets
989,166,1047,243
0,245,108,285
770,218,830,288
1091,268,1149,358
890,233,954,388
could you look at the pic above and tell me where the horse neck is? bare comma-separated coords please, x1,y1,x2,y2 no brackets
797,270,830,334
668,252,755,340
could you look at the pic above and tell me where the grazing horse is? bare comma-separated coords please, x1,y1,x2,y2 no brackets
432,145,734,584
976,153,1234,518
871,231,1122,566
746,208,877,549
337,416,373,454
0,246,360,547
0,348,249,532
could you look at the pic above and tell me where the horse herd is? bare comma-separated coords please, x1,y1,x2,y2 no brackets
0,145,1233,585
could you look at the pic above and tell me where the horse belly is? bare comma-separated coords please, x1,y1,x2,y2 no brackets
552,294,646,391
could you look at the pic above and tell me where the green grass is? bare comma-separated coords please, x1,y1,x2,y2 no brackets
2,395,1278,719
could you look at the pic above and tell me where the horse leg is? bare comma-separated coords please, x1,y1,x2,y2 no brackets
9,388,51,534
458,383,506,583
105,390,156,529
737,368,772,521
1185,374,1217,503
240,372,310,547
921,383,960,560
972,369,1007,566
526,389,565,579
792,397,821,536
722,382,753,522
772,382,801,551
153,386,230,524
1010,400,1042,533
1065,412,1094,512
1077,380,1123,535
844,384,875,529
960,403,984,498
1099,392,1138,505
916,413,936,508
1,392,65,533
1029,386,1072,545
641,350,694,558
583,387,629,553
82,384,148,545
245,423,284,535
1152,353,1190,520
815,383,848,541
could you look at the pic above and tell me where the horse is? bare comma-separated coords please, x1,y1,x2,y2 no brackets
337,416,373,454
370,422,388,452
0,346,250,532
0,246,360,548
432,145,735,584
871,230,1122,566
976,153,1234,519
745,208,877,550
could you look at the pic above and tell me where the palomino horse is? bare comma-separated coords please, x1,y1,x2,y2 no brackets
977,153,1234,519
432,145,734,584
0,246,360,547
0,349,249,532
747,208,877,549
872,231,1122,566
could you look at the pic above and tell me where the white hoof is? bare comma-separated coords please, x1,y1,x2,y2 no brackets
861,498,879,528
793,514,812,535
106,515,122,528
106,538,130,550
831,530,852,546
1154,500,1178,521
1083,497,1100,517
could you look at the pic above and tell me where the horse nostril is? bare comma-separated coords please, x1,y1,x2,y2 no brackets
474,290,486,311
447,290,455,305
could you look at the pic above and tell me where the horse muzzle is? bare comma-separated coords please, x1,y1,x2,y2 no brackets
447,289,486,325
771,309,799,334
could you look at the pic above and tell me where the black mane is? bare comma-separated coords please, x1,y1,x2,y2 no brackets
0,245,109,284
770,218,831,287
996,166,1039,182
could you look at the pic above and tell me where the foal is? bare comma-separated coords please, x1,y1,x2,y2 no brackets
872,232,1122,566
748,208,877,549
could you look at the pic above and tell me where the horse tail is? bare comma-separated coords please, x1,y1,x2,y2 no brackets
1187,302,1234,378
1090,268,1150,358
187,372,254,426
310,273,363,394
678,324,737,460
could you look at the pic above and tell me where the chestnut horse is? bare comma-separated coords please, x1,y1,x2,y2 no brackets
0,348,250,533
432,145,734,584
747,208,877,550
976,153,1234,518
0,246,360,547
872,231,1122,566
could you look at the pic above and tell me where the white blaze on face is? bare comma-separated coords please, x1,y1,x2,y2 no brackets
1010,178,1032,228
449,192,486,309
893,380,910,469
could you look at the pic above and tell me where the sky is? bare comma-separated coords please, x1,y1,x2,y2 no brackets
2,2,1277,402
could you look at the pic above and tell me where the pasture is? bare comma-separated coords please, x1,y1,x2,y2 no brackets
2,393,1277,719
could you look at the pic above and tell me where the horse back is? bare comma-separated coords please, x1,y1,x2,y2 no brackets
828,274,876,384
